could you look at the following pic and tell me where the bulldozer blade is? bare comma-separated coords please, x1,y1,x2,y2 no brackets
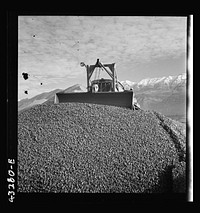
55,91,134,109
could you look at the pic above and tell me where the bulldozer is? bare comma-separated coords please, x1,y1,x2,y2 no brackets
54,59,140,110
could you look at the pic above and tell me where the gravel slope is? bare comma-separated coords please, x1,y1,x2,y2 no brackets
18,102,186,193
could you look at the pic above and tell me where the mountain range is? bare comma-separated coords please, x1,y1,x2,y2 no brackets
121,73,186,123
18,73,186,123
121,73,186,91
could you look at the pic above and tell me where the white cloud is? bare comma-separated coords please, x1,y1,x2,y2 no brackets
18,16,187,100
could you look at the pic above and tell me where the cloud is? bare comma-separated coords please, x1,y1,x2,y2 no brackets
18,16,187,99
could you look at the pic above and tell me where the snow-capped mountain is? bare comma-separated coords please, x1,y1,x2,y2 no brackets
121,73,186,91
121,73,186,123
121,80,137,90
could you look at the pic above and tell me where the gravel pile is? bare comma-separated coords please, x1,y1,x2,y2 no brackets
18,102,186,193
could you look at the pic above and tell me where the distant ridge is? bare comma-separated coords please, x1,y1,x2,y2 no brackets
121,73,186,123
18,89,62,112
60,84,87,93
18,85,87,112
121,73,186,91
18,75,186,123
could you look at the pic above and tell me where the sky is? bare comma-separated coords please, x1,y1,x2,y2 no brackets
18,16,187,100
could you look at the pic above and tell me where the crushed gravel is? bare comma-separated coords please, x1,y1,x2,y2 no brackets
18,102,186,193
